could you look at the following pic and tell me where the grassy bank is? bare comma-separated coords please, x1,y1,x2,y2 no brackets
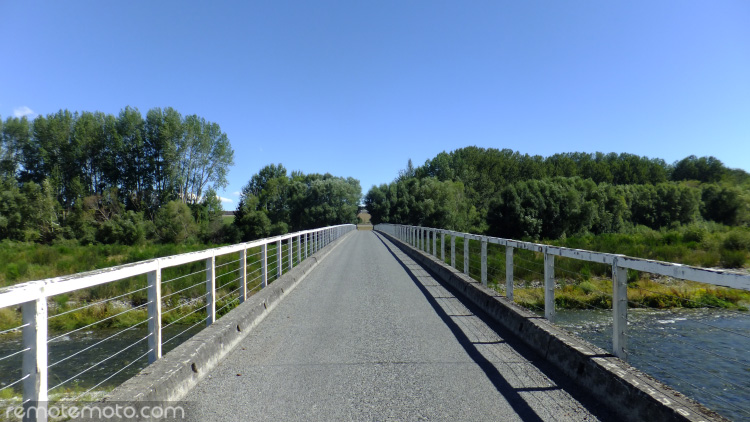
0,240,291,331
498,277,750,312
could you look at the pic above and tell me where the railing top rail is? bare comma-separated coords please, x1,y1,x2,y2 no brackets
0,224,354,308
379,223,750,291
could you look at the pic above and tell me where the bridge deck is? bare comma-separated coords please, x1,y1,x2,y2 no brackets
185,231,616,421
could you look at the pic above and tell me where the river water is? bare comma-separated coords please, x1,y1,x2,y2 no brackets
0,324,203,401
1,311,748,419
554,308,750,421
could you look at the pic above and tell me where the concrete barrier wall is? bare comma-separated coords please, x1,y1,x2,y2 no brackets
104,230,355,405
378,230,727,422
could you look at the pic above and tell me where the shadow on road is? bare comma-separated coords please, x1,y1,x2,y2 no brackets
371,231,621,422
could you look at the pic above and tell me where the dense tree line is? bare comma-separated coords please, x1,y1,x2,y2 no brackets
233,164,361,240
0,108,234,245
365,147,750,240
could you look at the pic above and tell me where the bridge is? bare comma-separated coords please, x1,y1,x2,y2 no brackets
1,224,748,421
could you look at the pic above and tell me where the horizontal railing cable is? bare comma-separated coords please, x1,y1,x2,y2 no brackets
48,301,151,343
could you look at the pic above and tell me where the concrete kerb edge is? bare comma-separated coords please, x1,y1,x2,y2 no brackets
103,230,356,405
377,230,727,422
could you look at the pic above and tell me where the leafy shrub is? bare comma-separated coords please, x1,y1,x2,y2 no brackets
723,231,750,251
95,211,147,245
720,249,747,268
578,281,595,295
154,201,198,244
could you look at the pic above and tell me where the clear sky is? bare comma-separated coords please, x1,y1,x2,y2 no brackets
2,1,749,206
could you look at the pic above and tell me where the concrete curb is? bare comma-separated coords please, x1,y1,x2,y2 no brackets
377,230,727,422
103,231,355,405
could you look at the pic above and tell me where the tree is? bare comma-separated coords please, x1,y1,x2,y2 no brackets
235,166,362,240
175,115,234,204
671,155,726,183
145,107,183,207
1,116,30,179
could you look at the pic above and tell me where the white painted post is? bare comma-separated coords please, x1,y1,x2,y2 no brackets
239,249,247,303
463,234,470,275
304,233,308,259
432,229,437,256
22,291,47,421
261,243,268,288
288,238,293,270
451,234,456,268
206,255,216,326
544,249,555,321
426,229,430,254
441,231,445,262
297,235,301,265
506,246,514,301
612,258,628,360
276,239,282,278
147,265,162,363
481,236,488,286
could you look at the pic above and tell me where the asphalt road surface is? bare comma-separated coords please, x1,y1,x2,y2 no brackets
184,231,616,421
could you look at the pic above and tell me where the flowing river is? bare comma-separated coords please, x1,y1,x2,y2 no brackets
1,310,748,420
554,308,750,421
0,324,203,401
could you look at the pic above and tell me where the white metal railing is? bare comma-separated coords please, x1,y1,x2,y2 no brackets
374,223,750,361
0,224,354,414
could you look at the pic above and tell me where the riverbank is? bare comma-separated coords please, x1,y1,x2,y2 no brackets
493,276,750,311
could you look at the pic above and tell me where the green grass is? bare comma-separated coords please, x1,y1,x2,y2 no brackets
505,277,750,311
0,239,306,331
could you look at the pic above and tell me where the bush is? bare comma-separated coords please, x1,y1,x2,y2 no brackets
720,249,747,268
154,201,198,244
578,281,595,295
723,231,750,251
95,211,147,245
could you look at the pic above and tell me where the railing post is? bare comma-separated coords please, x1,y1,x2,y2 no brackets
22,288,47,422
288,237,293,270
425,229,430,254
463,234,469,275
297,235,301,264
239,249,247,303
612,257,628,360
440,231,445,262
544,248,555,321
481,236,488,286
432,229,437,256
206,254,216,326
276,239,282,278
506,246,514,301
261,243,268,288
304,233,308,259
147,263,162,363
451,234,456,268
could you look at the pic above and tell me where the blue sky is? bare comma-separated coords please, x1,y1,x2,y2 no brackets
2,1,749,206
